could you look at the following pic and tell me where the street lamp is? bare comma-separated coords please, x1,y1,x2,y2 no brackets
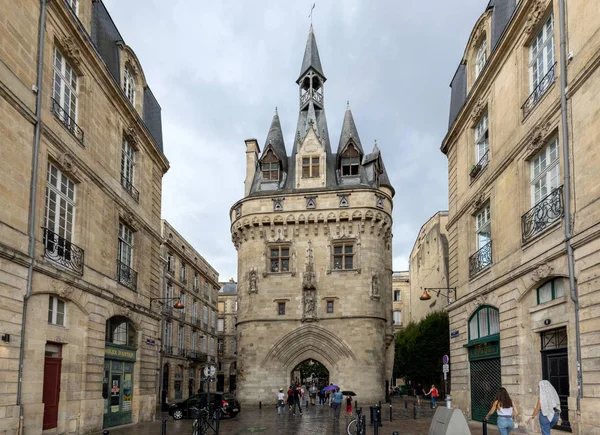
419,287,457,304
150,297,185,310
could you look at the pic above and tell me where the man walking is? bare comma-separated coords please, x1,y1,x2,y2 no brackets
293,384,303,415
332,388,344,419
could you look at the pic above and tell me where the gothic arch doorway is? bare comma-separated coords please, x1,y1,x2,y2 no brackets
290,359,329,387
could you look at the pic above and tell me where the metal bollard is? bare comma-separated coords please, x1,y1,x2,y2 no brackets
103,431,109,435
405,400,408,409
377,404,382,427
259,401,262,409
161,418,166,435
369,405,374,425
373,406,379,435
482,419,488,435
389,403,393,422
413,403,417,420
393,433,399,435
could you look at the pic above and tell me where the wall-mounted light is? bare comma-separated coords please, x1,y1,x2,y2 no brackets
1,334,9,343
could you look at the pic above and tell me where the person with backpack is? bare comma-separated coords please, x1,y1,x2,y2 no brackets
277,388,286,415
425,384,439,408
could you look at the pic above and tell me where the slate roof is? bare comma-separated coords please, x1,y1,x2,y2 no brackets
297,25,326,83
337,105,364,155
219,282,237,295
262,111,288,173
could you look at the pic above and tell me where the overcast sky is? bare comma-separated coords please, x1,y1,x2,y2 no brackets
104,0,485,282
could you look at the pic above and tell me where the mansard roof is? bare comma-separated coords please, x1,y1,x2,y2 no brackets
297,25,326,83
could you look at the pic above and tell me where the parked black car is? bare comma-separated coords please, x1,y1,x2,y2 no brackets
169,392,240,420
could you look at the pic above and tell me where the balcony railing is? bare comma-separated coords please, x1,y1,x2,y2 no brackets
163,345,174,356
51,98,84,144
121,175,139,202
181,277,187,284
211,327,216,335
43,227,84,275
178,347,186,357
117,260,138,291
469,241,493,277
521,186,563,243
188,350,207,362
162,305,173,317
470,150,489,179
522,63,557,118
191,316,199,326
179,311,186,322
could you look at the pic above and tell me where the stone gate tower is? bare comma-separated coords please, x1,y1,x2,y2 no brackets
230,26,395,404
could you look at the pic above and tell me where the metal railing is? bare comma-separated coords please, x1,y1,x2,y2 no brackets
51,98,84,144
179,311,186,322
189,351,208,362
521,186,563,242
178,347,185,357
522,63,557,118
470,150,489,179
469,241,492,277
117,260,138,291
121,175,139,202
162,305,173,317
181,277,187,284
43,227,84,275
163,345,173,356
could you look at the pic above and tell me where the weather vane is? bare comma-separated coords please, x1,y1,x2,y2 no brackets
309,3,315,25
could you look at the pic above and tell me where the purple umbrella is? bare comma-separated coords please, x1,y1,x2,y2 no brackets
323,385,339,391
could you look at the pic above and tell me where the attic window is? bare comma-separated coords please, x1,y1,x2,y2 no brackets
123,67,135,104
302,156,320,178
262,150,279,181
341,144,360,176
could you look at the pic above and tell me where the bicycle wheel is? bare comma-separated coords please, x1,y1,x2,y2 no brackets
347,418,357,435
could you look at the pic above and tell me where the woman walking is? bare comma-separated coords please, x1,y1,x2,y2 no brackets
277,388,286,415
525,380,561,434
345,394,353,417
425,385,439,408
484,387,518,435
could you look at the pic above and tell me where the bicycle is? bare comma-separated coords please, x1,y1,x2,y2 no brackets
347,407,366,435
191,406,221,435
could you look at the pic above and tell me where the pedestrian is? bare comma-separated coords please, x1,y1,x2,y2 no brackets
425,384,439,408
485,387,518,435
310,383,317,405
287,385,294,411
345,394,353,417
332,388,344,419
277,388,286,415
525,380,561,434
292,384,303,415
415,383,423,407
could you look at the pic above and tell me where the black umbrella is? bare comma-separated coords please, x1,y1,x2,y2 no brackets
341,391,356,396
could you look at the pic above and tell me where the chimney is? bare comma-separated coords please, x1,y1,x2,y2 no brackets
244,138,260,196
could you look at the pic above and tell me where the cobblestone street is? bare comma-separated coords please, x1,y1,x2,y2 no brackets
95,398,499,435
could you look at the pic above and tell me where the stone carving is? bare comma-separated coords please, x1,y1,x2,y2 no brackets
370,274,381,300
125,126,139,147
58,36,82,66
532,263,553,282
51,279,74,300
525,0,551,37
472,20,486,47
235,205,242,219
237,364,245,380
60,152,78,175
470,97,487,125
248,268,258,294
526,121,553,157
303,241,317,322
471,191,487,214
473,294,487,308
121,211,140,231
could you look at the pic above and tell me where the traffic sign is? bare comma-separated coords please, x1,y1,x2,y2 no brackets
442,364,449,373
442,355,449,364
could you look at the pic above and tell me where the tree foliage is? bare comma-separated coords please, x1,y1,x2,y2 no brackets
393,311,450,388
294,359,329,382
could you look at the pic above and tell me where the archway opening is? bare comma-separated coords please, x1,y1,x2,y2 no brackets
290,359,329,387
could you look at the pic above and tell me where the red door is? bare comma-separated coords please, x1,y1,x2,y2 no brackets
43,357,62,429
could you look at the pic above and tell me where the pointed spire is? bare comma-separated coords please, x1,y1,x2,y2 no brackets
337,105,364,155
262,110,288,172
297,25,326,83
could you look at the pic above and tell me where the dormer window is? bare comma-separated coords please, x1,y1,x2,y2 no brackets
262,150,280,181
302,156,320,178
123,67,135,104
475,38,487,79
341,144,360,176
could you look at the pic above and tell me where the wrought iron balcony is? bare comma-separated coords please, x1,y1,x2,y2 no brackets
121,175,139,202
211,327,216,335
521,186,563,243
51,98,84,144
43,227,84,275
178,347,186,357
522,63,557,118
203,322,208,331
179,311,186,322
181,277,187,284
166,266,175,275
163,345,174,356
162,305,173,317
469,241,493,277
193,285,199,292
470,150,489,179
188,351,208,362
117,260,137,291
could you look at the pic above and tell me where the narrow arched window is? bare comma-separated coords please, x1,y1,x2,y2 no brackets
123,67,135,104
468,306,499,343
261,150,279,181
341,144,360,176
106,317,137,347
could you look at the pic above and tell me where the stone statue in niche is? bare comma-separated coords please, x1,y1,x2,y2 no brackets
304,290,316,320
302,241,318,321
248,269,258,294
371,274,381,300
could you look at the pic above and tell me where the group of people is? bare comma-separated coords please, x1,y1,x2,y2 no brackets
483,380,562,435
276,383,354,419
413,383,440,408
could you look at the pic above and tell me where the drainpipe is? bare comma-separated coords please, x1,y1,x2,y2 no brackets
17,1,47,433
156,256,167,417
558,0,583,426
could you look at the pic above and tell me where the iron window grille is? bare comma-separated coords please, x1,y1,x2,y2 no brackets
522,63,557,117
470,150,489,179
471,113,489,178
522,186,563,243
541,327,567,350
43,227,84,275
117,223,136,290
117,260,137,291
469,241,493,277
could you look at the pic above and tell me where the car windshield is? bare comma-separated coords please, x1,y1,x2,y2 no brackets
223,394,235,400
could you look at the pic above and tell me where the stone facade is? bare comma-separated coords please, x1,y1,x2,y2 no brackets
159,221,219,407
217,280,238,393
408,211,450,322
230,26,395,406
441,0,600,432
391,271,409,331
0,1,169,433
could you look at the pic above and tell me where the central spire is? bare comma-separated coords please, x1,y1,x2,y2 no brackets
297,25,326,83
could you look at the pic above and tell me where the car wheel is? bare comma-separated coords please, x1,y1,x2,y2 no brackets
172,409,183,420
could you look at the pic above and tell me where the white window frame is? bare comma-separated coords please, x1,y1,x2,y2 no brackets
475,112,489,163
123,66,135,104
65,0,78,14
393,310,401,325
531,137,560,206
475,38,487,78
475,203,491,250
52,47,78,122
45,163,76,242
118,223,134,267
48,295,66,326
217,318,224,332
180,263,187,282
166,284,174,308
121,137,135,187
210,337,215,356
194,273,199,290
203,306,208,326
211,310,216,328
180,294,186,314
202,335,207,353
530,13,555,93
165,321,172,348
393,290,401,302
191,331,197,352
193,301,198,321
178,324,184,352
167,252,174,272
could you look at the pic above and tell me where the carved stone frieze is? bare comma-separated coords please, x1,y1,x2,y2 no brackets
470,98,487,126
248,268,258,294
524,0,551,37
526,121,553,157
57,36,82,67
471,191,487,214
531,263,553,282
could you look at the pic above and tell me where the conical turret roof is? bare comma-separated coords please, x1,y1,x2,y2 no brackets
297,25,326,83
262,110,288,172
337,104,364,155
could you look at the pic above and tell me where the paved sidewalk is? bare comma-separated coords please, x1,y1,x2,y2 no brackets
95,398,499,435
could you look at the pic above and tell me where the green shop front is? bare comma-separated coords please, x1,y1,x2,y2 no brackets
104,317,137,428
465,306,501,424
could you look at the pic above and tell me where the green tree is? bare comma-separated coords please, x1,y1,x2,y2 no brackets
393,311,450,389
293,359,329,383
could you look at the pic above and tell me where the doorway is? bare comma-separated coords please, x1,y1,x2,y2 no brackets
103,359,134,427
290,359,329,386
162,364,169,411
541,328,570,430
42,343,62,430
217,374,225,392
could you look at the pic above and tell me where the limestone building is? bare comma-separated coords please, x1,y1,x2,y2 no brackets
0,0,169,433
230,26,395,405
441,0,600,432
408,211,450,323
391,271,409,331
217,280,238,393
159,221,220,408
